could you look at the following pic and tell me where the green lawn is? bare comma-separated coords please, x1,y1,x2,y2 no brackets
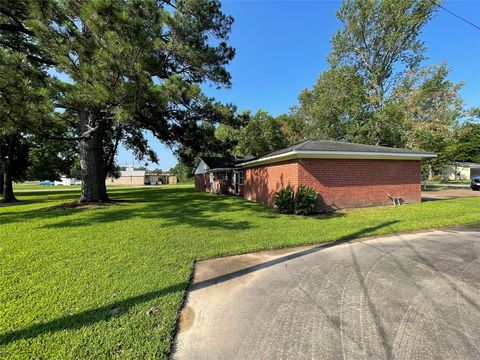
13,184,190,191
13,184,145,191
1,186,479,359
13,184,82,190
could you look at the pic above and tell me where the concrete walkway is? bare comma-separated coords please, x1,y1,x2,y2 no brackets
173,229,480,360
422,188,480,201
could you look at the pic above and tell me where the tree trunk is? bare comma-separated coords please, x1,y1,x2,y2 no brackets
0,163,4,197
372,80,385,146
2,151,17,203
428,163,434,181
79,110,108,203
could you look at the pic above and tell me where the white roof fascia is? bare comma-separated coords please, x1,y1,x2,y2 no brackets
205,167,236,173
194,159,209,175
239,150,437,168
120,170,146,177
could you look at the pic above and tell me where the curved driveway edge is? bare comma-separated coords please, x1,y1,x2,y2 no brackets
172,229,480,360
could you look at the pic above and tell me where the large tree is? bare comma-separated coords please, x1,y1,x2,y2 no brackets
391,63,463,173
297,66,368,142
0,49,56,202
25,138,78,182
168,162,193,182
445,109,480,165
215,110,304,158
236,110,285,157
0,1,59,202
2,0,236,202
329,0,439,145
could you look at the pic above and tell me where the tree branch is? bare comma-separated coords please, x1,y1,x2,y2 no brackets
0,40,57,66
51,125,99,141
0,23,34,36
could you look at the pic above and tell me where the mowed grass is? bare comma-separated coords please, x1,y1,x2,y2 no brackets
13,184,82,190
12,184,166,191
1,186,479,359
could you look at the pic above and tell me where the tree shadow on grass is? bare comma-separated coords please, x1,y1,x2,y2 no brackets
189,220,398,292
15,190,84,201
0,201,37,208
0,188,266,230
0,282,187,346
1,187,347,231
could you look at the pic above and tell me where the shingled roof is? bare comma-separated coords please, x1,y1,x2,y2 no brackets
201,157,255,170
238,139,436,167
264,139,435,157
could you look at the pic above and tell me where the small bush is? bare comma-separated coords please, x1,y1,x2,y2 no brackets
274,185,295,214
294,185,318,215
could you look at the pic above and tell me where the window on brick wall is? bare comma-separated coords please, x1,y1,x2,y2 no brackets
234,171,243,185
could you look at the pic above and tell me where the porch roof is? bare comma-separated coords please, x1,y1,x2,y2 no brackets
200,157,255,171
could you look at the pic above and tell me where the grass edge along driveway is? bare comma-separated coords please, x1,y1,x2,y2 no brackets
0,186,479,359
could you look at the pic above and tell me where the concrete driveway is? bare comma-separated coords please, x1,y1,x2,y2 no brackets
172,229,480,360
422,188,480,201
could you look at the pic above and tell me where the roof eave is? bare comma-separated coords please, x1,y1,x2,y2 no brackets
205,167,237,172
239,150,437,167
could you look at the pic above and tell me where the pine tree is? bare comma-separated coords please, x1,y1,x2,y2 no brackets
1,0,236,202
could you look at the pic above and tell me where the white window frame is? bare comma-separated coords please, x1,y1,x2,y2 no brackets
233,170,243,195
238,170,244,185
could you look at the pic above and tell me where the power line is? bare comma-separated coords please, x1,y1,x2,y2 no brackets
429,0,480,32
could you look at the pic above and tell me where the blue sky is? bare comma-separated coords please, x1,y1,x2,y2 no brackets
118,0,480,170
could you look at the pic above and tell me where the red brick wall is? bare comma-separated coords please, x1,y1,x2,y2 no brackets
243,161,299,206
195,174,208,191
298,159,421,209
195,171,235,195
218,171,234,195
243,158,421,210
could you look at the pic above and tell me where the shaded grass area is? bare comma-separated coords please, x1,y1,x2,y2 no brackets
1,186,479,359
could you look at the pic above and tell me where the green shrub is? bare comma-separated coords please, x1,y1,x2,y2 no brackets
274,185,295,213
294,185,318,215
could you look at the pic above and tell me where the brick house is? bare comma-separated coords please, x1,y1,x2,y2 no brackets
194,157,253,196
194,139,436,210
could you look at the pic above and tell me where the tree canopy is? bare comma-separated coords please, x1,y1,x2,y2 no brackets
0,35,58,201
1,0,238,202
214,110,304,158
297,66,367,142
292,0,468,177
328,0,439,145
445,109,480,164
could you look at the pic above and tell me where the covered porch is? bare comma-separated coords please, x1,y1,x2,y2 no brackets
194,157,246,196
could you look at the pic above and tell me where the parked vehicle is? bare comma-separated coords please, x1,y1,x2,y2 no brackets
40,181,54,186
60,176,77,186
471,176,480,191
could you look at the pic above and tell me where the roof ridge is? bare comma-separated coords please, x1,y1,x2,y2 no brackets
296,138,342,150
291,138,313,150
303,138,436,152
